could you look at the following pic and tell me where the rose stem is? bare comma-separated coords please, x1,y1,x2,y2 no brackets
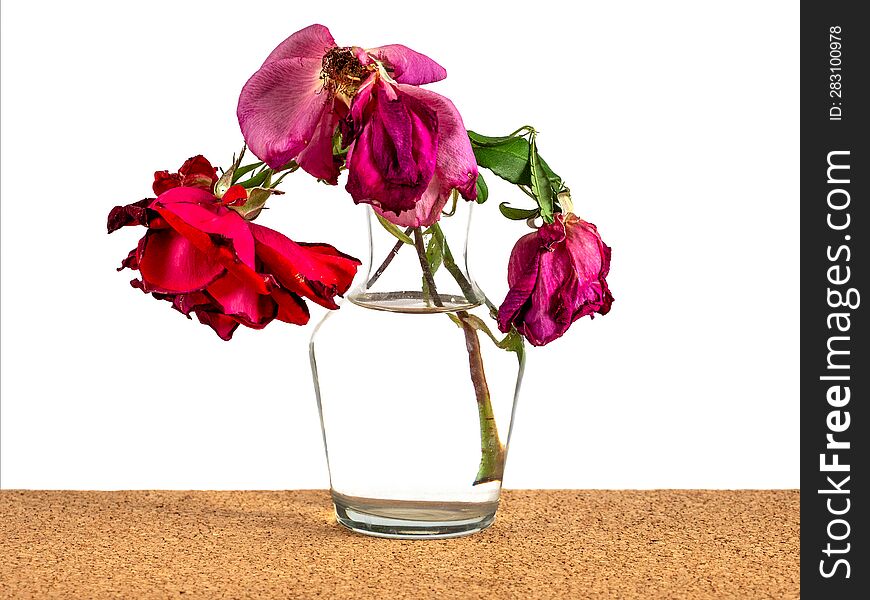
412,227,442,307
367,227,414,288
431,223,499,319
411,226,504,485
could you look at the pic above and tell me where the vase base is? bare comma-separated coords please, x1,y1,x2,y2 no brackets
332,492,498,539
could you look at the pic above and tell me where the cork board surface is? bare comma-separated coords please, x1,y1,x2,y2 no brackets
1,490,798,599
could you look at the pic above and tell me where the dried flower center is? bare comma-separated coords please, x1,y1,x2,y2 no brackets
321,47,373,97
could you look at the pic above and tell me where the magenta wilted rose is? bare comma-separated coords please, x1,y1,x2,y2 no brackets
237,24,478,227
345,74,478,227
498,213,614,346
108,156,360,340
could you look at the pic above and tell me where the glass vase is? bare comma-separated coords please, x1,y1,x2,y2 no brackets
309,201,524,539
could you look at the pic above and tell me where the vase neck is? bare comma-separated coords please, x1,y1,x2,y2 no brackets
349,204,483,313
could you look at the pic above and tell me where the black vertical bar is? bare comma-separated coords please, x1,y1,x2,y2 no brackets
801,2,868,597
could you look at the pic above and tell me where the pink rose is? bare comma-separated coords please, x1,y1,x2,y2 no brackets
498,213,613,346
236,24,478,227
346,76,478,226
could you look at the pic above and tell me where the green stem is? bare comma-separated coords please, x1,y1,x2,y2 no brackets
430,224,478,303
412,227,442,307
367,227,413,288
411,226,504,485
459,313,505,485
431,223,498,319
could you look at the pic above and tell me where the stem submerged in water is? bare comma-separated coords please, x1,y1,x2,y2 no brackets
459,314,506,484
413,228,441,308
367,226,412,288
410,227,505,485
430,224,478,304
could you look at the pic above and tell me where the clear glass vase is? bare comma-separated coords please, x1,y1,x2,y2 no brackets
309,201,525,539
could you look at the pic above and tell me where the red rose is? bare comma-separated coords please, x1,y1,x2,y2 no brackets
108,158,360,340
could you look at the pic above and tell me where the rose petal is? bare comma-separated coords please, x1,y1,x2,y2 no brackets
178,155,218,191
522,247,576,344
195,311,240,341
250,223,360,309
171,291,212,317
271,287,311,325
137,229,225,294
117,242,141,272
296,241,361,264
497,231,541,333
373,173,449,228
107,198,152,233
368,86,477,227
348,74,377,134
149,188,267,294
294,101,343,183
153,171,182,195
368,44,447,85
221,185,248,206
564,216,614,318
151,191,255,267
398,84,478,200
346,80,438,214
205,273,276,327
238,57,331,170
261,24,336,65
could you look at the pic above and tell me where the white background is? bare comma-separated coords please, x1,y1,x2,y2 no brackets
0,0,799,489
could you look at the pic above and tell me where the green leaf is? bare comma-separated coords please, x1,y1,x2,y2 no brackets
240,167,271,189
496,328,525,357
468,129,562,192
498,202,539,221
468,130,522,147
539,156,562,190
231,161,264,184
269,169,293,189
470,136,561,191
467,126,534,147
375,213,414,245
475,172,488,204
425,232,443,274
447,312,525,364
529,137,555,223
470,135,532,185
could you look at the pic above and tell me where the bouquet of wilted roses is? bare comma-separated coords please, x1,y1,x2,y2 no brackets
109,24,612,346
108,24,614,536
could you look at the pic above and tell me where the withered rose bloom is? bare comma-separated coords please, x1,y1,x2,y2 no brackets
108,157,360,340
497,213,613,347
346,77,478,227
237,24,478,227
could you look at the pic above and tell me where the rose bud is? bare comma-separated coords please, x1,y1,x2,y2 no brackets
497,213,613,346
152,154,219,195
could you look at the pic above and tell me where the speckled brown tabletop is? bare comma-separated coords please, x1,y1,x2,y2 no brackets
0,490,798,599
